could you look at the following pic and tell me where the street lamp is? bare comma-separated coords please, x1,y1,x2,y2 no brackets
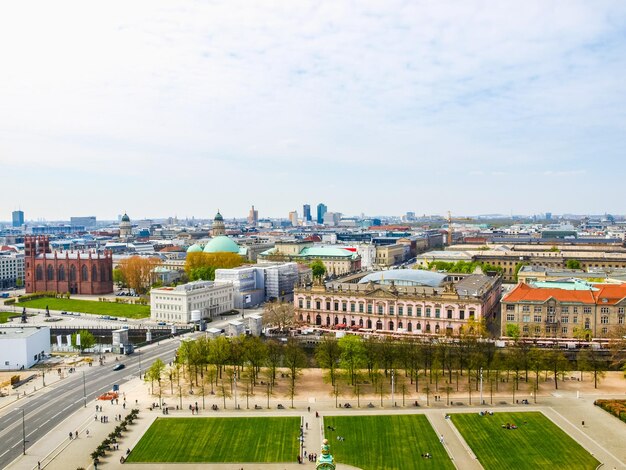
391,370,395,407
479,367,483,406
21,408,27,455
83,371,87,408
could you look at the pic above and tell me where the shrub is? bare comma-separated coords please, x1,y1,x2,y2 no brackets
594,399,626,423
10,375,20,385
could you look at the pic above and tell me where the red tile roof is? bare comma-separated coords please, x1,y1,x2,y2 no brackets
504,282,626,305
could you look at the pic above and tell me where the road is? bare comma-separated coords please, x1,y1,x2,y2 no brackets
0,338,183,469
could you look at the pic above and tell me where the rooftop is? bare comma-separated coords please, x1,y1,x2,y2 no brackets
0,326,50,339
358,270,447,287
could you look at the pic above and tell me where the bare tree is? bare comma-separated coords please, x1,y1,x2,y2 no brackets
262,301,295,332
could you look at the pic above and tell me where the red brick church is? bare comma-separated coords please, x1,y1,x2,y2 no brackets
25,236,113,295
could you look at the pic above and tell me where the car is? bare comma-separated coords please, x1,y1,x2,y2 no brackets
157,321,166,326
112,364,125,371
61,311,68,315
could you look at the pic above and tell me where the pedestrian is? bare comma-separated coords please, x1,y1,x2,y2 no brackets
440,434,444,444
38,461,41,470
69,431,73,440
308,406,311,413
582,420,585,427
86,429,89,437
75,430,78,438
306,422,308,430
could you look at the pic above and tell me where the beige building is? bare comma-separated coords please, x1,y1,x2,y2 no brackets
501,281,626,339
259,241,361,276
374,244,409,267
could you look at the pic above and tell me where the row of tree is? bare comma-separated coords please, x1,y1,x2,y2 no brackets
113,256,163,294
142,332,624,410
184,252,244,281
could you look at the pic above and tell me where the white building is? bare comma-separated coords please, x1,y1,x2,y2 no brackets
0,327,50,370
259,262,298,302
0,252,25,289
150,281,234,324
355,244,376,270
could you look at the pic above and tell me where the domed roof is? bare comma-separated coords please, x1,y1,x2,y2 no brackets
214,210,224,222
121,213,130,222
358,269,447,287
187,243,203,253
203,236,239,253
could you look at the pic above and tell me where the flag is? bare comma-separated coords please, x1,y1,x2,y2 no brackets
76,333,81,346
66,335,72,346
244,295,251,304
57,335,62,347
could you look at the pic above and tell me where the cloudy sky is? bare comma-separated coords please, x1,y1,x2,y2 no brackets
2,1,625,221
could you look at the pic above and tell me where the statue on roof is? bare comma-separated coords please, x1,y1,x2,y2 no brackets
316,438,336,470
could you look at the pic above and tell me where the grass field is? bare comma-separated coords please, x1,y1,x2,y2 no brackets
126,417,300,463
0,311,17,323
16,297,150,319
451,412,599,470
323,415,454,470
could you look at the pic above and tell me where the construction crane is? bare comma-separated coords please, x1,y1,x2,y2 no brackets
446,211,474,246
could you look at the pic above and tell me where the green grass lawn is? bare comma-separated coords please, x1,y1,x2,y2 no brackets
451,412,599,470
126,417,300,463
16,297,149,319
323,415,454,470
0,311,18,323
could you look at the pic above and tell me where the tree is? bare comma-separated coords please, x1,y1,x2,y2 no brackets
71,330,96,353
117,256,162,294
283,339,307,408
262,301,295,332
310,259,326,283
513,262,529,282
185,252,243,280
573,327,592,341
339,335,366,386
578,348,607,389
315,337,341,386
544,349,569,390
505,324,521,341
265,340,283,387
566,259,582,270
145,358,166,404
112,268,126,287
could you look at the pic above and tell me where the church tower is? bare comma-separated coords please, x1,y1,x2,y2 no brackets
211,210,226,237
119,212,132,239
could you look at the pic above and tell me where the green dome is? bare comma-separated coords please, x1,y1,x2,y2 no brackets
121,213,130,222
187,243,203,253
203,236,239,253
214,211,224,222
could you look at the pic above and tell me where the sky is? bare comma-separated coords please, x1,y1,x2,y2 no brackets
2,0,626,221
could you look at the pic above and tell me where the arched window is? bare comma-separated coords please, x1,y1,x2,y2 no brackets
47,264,54,281
334,316,339,325
388,321,394,331
70,265,77,281
359,318,363,327
435,324,440,334
81,265,89,281
306,314,311,323
326,316,331,326
101,267,106,282
36,265,43,281
376,320,383,330
426,323,431,333
416,322,422,330
407,322,413,332
299,313,303,321
398,321,403,330
58,265,65,281
366,319,372,329
316,315,322,326
92,266,98,282
342,317,347,325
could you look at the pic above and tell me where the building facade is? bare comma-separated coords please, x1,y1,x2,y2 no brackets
150,280,234,324
259,241,361,276
247,205,258,226
0,251,24,289
501,282,626,339
12,210,24,228
0,327,50,370
119,213,132,239
294,270,501,336
211,211,226,237
303,204,311,222
24,236,113,294
317,203,327,224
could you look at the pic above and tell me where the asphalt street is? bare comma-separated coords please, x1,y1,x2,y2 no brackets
0,337,183,468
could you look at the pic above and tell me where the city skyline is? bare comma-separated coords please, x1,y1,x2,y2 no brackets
2,1,626,219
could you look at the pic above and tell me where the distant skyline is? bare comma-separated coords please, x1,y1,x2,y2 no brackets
2,1,626,219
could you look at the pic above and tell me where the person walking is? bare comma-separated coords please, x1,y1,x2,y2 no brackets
69,431,73,440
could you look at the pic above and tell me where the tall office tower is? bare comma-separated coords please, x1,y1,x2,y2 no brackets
316,203,327,224
289,211,298,226
303,204,311,222
248,205,259,226
12,210,24,227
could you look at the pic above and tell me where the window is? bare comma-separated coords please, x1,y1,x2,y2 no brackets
417,307,422,317
359,303,364,313
573,306,579,314
316,301,321,310
619,315,624,324
534,326,541,334
58,265,66,281
92,265,98,282
573,316,578,324
522,305,530,313
561,306,569,314
534,306,542,313
506,304,515,311
389,306,394,315
299,299,303,308
583,307,592,314
602,327,608,335
601,316,609,324
584,318,590,329
36,265,43,281
306,300,311,309
378,305,384,314
425,307,431,317
459,310,465,320
398,306,404,316
81,265,88,281
407,306,413,316
523,325,529,333
326,302,331,310
534,315,542,323
548,306,555,314
523,315,530,323
601,307,609,314
350,303,355,312
447,309,453,319
561,316,569,323
506,313,515,321
547,315,555,323
367,304,372,314
435,308,440,319
47,264,54,281
619,307,625,314
561,327,568,334
334,302,339,311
